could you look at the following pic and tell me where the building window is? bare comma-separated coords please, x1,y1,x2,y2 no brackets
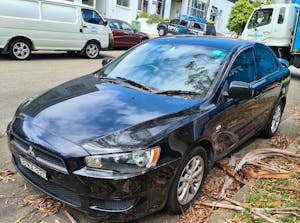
188,0,205,18
117,0,130,7
157,0,165,17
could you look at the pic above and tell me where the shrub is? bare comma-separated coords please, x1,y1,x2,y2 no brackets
146,14,163,24
139,11,149,18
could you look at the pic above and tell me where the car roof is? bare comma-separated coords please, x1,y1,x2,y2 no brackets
151,36,254,51
106,18,128,23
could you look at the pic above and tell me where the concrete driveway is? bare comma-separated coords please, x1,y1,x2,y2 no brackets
0,51,300,223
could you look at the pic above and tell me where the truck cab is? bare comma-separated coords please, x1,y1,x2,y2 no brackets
242,3,299,63
242,4,298,49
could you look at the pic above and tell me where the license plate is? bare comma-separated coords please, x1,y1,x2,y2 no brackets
19,156,48,180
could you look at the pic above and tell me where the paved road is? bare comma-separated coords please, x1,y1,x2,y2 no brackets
0,51,300,223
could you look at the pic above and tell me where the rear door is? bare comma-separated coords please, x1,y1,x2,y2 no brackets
252,44,283,127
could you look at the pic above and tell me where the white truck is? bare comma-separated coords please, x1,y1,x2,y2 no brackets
242,0,300,67
0,0,113,60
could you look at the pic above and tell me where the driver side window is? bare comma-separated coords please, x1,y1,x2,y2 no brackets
170,19,180,25
227,48,257,85
81,9,104,25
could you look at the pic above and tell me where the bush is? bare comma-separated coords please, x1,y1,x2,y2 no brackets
146,14,163,24
138,11,149,18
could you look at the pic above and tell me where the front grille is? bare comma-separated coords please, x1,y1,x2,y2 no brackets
15,156,81,207
11,135,68,174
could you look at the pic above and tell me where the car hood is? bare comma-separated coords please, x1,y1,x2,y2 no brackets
18,75,201,147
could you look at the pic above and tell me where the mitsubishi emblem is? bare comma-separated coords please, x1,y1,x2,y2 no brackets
27,146,35,157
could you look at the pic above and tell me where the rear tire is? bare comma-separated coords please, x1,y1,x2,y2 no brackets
9,39,32,60
84,42,100,59
166,146,208,214
262,101,283,138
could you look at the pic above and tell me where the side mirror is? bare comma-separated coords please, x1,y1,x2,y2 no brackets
227,81,254,100
103,20,108,26
102,57,114,66
278,58,289,68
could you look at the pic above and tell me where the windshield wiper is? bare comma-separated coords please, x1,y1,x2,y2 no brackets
156,90,202,96
95,74,156,93
115,77,156,93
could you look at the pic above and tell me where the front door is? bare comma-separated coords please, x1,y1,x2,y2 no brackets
205,48,261,160
81,8,109,46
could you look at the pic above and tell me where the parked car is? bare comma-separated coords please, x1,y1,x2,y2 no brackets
0,0,113,60
7,36,290,222
157,18,216,36
107,18,149,48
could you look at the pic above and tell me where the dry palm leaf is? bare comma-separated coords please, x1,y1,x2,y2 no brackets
24,194,62,217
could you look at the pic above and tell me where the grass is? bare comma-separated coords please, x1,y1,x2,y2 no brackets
228,172,300,223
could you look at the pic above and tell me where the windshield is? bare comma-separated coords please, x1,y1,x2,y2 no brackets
248,9,273,29
101,42,228,96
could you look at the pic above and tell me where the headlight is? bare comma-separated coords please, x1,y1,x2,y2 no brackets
85,146,160,174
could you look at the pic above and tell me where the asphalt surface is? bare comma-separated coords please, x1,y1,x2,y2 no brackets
0,51,300,223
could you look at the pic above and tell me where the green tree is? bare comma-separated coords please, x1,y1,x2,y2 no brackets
227,0,254,35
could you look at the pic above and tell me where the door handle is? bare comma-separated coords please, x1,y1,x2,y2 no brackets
82,25,87,28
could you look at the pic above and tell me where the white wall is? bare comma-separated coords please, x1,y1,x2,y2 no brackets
208,0,233,33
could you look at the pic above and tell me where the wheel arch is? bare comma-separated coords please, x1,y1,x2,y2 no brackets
5,36,34,53
82,39,102,51
195,140,214,166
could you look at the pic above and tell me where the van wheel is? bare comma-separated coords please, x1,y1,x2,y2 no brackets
84,42,100,59
9,39,31,60
166,146,208,214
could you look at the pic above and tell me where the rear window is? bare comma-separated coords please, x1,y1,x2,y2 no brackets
277,7,285,24
0,0,39,19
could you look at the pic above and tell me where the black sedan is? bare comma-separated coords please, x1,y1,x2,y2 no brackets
7,36,290,222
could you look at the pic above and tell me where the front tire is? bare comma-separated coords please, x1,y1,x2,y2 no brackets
166,146,208,214
262,101,283,138
158,27,166,36
84,42,100,59
9,39,32,60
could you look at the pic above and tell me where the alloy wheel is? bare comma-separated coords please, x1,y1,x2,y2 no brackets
177,155,204,205
12,42,30,59
85,43,99,58
271,104,281,133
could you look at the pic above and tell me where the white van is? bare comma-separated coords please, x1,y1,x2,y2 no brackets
0,0,113,60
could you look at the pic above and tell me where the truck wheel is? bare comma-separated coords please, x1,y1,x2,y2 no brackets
292,55,300,68
84,42,100,59
166,146,208,214
158,27,166,36
9,39,32,60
